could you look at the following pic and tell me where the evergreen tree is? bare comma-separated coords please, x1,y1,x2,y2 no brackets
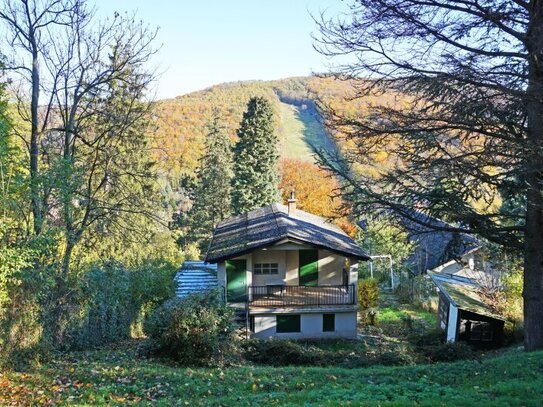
188,110,234,254
232,97,279,214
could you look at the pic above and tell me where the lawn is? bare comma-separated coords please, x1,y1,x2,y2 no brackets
1,345,542,406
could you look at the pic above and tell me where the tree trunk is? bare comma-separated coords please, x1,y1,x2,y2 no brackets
523,190,543,351
523,1,543,351
50,239,76,344
30,43,42,236
61,239,75,278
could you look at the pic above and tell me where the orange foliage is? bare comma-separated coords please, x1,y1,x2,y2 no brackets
279,158,356,236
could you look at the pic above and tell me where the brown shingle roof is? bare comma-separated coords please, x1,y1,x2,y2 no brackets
205,203,370,263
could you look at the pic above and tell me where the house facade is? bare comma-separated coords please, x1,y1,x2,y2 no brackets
205,197,369,339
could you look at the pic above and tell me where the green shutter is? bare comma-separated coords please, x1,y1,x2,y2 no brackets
276,315,301,333
299,249,318,286
226,259,247,302
323,313,335,332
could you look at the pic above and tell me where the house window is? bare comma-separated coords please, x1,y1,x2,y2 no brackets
276,315,301,333
254,263,279,275
323,313,335,332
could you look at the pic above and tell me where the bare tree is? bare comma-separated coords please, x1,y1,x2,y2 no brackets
314,0,543,350
1,0,159,338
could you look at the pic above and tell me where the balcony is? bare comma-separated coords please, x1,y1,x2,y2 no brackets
248,284,356,307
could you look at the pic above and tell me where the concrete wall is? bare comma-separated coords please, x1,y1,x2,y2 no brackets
253,311,357,340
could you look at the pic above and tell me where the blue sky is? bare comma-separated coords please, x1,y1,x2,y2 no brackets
94,0,344,99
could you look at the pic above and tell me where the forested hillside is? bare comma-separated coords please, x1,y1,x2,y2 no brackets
151,76,365,184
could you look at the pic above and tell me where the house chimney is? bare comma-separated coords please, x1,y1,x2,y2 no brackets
287,191,297,216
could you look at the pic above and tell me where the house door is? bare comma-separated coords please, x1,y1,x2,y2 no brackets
226,259,247,302
299,249,318,286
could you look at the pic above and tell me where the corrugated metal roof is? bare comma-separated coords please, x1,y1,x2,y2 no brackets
205,203,370,263
175,261,219,298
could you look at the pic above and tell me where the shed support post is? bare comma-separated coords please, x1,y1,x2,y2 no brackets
447,304,459,342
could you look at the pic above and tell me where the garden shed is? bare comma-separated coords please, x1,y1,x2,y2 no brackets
430,272,506,348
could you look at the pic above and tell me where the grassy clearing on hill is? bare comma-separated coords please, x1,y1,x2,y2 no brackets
1,345,541,406
278,101,336,162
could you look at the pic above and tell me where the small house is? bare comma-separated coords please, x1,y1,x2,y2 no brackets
204,196,370,339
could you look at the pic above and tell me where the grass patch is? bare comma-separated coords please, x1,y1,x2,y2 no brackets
370,292,439,340
277,101,337,162
1,344,541,405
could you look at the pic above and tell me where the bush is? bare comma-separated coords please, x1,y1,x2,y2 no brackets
504,320,524,345
243,339,420,368
421,342,475,362
143,290,236,366
358,278,379,325
377,347,415,366
243,339,325,366
396,274,438,311
64,259,177,350
358,278,379,309
408,327,444,347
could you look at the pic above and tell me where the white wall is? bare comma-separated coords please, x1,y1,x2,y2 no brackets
318,250,346,285
252,311,357,340
251,249,286,286
285,250,299,285
224,247,347,287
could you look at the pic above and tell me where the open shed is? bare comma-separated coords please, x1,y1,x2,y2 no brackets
431,272,506,348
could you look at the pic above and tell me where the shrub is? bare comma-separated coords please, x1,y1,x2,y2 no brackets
143,290,236,366
408,327,444,347
243,339,325,366
64,259,177,350
421,342,475,362
377,347,415,366
358,278,380,326
504,320,524,345
358,278,379,309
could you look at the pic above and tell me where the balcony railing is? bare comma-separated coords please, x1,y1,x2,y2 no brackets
248,284,356,307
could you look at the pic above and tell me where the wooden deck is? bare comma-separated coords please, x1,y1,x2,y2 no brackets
248,284,356,307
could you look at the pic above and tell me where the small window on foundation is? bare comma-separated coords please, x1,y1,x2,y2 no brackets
276,315,300,333
323,313,335,332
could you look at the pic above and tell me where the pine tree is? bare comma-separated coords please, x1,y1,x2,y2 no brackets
232,97,279,214
189,110,234,254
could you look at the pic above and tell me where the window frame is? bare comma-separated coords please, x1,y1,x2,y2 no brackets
253,263,279,275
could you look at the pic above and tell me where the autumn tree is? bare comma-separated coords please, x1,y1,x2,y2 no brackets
279,158,341,218
232,97,279,214
314,0,543,350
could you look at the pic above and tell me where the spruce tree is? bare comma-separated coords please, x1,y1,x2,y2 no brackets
189,110,234,254
232,97,279,214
